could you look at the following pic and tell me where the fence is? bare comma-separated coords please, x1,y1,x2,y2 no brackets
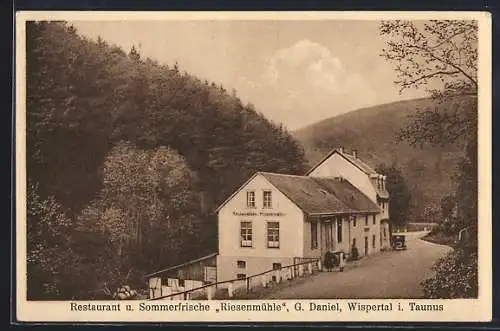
144,252,217,284
149,258,321,301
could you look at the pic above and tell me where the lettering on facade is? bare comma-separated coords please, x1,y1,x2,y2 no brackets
232,211,285,217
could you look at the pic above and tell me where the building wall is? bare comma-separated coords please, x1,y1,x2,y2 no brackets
380,221,391,250
308,153,377,202
217,174,305,282
303,214,382,260
164,255,217,283
378,199,389,220
338,217,351,252
348,213,381,257
216,255,295,284
302,219,322,258
376,199,390,249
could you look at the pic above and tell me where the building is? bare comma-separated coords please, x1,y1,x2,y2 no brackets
306,147,391,248
215,147,391,282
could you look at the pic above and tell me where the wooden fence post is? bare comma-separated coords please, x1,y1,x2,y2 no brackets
246,277,250,293
206,286,214,300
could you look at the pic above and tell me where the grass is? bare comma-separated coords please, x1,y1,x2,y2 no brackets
421,231,456,247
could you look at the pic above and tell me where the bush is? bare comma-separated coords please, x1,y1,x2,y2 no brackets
421,247,477,298
350,247,359,261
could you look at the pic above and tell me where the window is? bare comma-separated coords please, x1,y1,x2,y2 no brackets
383,228,387,239
237,260,246,269
263,190,272,208
365,215,369,226
240,221,253,247
311,222,318,249
351,215,357,227
246,191,255,208
373,215,376,225
372,235,376,248
337,218,343,243
352,238,356,248
267,221,280,248
237,273,246,280
272,263,282,270
382,202,385,212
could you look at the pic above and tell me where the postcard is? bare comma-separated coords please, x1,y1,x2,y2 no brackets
14,10,492,323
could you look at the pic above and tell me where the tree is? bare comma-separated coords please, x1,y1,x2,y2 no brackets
27,181,123,300
380,20,478,231
27,181,74,299
380,20,477,98
26,22,309,296
375,164,412,228
440,195,456,221
380,20,477,147
380,19,479,298
82,142,204,271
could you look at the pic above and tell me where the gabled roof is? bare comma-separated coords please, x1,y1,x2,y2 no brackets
259,172,379,215
343,153,378,176
214,171,380,215
305,148,378,176
214,172,261,213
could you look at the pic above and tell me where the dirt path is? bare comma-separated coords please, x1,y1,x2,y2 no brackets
266,231,452,299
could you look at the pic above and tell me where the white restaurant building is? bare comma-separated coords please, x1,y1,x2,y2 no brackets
215,147,390,282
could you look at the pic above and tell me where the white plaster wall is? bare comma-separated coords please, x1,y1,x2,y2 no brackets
348,213,381,257
217,174,305,282
216,255,295,283
302,220,322,258
309,153,377,202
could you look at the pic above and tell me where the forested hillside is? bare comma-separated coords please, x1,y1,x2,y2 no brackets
26,21,307,299
293,96,475,221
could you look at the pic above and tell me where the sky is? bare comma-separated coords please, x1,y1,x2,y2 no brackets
71,20,428,130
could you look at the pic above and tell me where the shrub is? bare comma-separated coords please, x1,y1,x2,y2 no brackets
350,247,359,261
421,247,477,298
324,251,335,270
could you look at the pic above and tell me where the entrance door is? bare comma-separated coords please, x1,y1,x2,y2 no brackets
364,236,369,256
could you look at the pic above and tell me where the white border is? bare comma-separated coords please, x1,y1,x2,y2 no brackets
14,11,492,322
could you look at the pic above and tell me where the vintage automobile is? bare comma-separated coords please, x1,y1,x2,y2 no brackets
392,234,407,250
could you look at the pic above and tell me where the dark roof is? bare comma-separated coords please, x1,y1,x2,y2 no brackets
260,172,380,215
343,153,378,176
144,253,218,278
305,148,390,198
305,148,378,176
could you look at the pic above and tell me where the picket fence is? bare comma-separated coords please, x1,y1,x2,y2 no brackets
148,258,321,301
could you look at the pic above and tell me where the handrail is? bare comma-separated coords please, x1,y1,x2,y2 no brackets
149,258,320,301
144,252,218,278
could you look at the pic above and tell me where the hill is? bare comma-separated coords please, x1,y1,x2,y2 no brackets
25,21,308,299
292,97,473,222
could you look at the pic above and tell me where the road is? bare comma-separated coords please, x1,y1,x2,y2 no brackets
267,231,452,299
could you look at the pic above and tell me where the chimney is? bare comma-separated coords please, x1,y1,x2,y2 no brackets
352,149,358,158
